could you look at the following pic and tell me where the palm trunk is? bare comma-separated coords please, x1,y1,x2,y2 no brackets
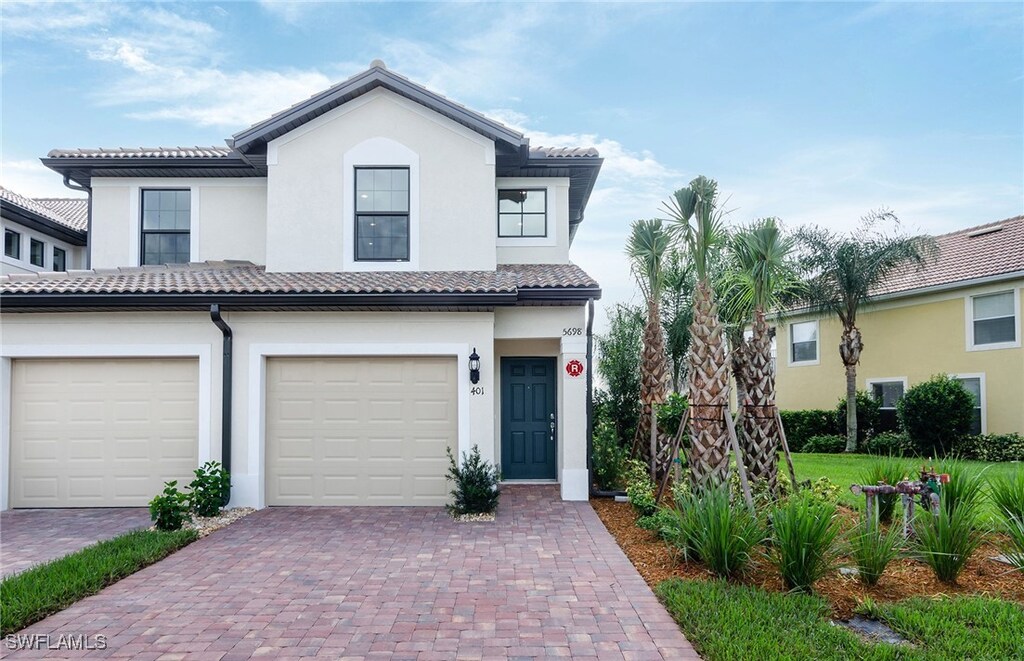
687,279,730,489
839,324,863,452
741,308,778,493
640,299,670,481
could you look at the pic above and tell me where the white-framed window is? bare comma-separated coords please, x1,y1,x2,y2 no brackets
141,189,191,265
867,377,907,433
354,166,410,262
967,289,1020,351
52,246,67,272
498,189,547,237
951,373,985,435
4,228,21,259
29,238,45,268
789,320,819,365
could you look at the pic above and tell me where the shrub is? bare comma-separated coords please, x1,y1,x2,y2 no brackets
914,501,984,583
657,506,701,562
860,456,908,524
149,481,190,531
637,506,679,538
999,516,1024,573
656,392,689,440
848,523,903,586
802,434,846,454
863,431,914,457
898,375,975,457
189,461,231,517
624,459,657,517
937,460,985,517
770,495,842,593
779,409,836,452
834,390,881,448
989,471,1024,522
445,445,500,516
957,433,1024,463
591,421,628,491
678,487,763,578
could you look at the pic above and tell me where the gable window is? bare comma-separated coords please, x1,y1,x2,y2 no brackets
869,379,905,432
355,167,409,261
498,189,546,237
53,246,67,271
141,189,191,265
954,375,984,435
4,229,20,259
970,291,1018,348
29,238,45,267
789,320,818,364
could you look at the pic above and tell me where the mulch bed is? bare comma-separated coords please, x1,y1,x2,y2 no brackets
592,497,1024,619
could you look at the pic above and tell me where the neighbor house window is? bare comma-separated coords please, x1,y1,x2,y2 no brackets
29,238,45,267
141,189,191,265
970,291,1017,347
4,229,20,259
53,246,66,271
355,167,409,261
954,376,984,435
498,189,546,237
789,320,818,364
869,379,905,433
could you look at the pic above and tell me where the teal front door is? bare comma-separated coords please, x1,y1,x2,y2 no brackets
501,357,557,480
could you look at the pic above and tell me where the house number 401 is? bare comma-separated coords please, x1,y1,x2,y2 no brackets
562,327,583,336
470,386,485,395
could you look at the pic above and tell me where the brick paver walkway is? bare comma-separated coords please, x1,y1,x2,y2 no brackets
0,508,152,577
3,486,697,659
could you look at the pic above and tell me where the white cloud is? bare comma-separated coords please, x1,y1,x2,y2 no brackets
0,160,83,198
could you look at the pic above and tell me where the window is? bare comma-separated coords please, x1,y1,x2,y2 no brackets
869,379,905,432
4,229,20,259
355,167,409,261
29,238,45,267
498,189,546,237
789,321,818,364
970,291,1017,347
53,246,67,271
954,376,984,435
141,189,191,265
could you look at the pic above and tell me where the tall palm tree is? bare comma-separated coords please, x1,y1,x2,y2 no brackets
663,176,730,488
626,219,672,479
721,218,804,492
661,250,694,394
798,211,934,452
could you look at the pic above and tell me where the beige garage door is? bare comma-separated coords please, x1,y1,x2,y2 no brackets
266,356,457,506
9,358,199,508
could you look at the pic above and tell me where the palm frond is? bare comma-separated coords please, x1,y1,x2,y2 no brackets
626,218,672,302
661,175,727,281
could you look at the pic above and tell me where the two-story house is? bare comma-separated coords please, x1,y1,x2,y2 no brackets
0,62,603,510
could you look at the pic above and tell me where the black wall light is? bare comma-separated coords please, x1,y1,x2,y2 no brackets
469,348,481,384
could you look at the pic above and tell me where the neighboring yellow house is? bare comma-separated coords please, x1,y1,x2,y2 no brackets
775,215,1024,435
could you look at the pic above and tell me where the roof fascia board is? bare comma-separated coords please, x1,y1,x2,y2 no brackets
0,206,87,245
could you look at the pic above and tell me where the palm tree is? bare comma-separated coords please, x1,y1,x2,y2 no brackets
626,219,672,479
661,250,694,394
663,176,730,488
721,218,804,492
798,211,934,452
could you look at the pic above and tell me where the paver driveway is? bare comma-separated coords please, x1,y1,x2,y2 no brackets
0,508,152,578
4,486,697,659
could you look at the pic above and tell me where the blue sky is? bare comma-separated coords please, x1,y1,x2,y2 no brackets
2,1,1021,323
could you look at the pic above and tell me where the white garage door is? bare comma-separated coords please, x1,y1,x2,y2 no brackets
266,356,457,506
9,358,199,508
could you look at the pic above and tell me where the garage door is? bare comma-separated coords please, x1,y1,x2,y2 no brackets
9,358,199,508
266,356,457,506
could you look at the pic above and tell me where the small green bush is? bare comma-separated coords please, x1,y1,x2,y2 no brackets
624,459,657,517
189,461,231,517
999,516,1024,573
445,445,500,516
957,433,1024,462
657,506,701,561
779,409,836,452
149,481,190,531
591,420,628,491
770,494,842,593
655,392,689,440
938,460,985,517
834,390,880,448
637,506,678,537
914,501,985,583
989,471,1024,522
863,431,914,457
860,456,907,523
678,487,763,578
848,523,903,586
898,374,975,457
802,434,846,454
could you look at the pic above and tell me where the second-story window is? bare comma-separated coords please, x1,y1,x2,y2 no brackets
141,189,191,265
29,238,45,267
498,189,546,237
4,229,21,259
53,246,67,271
355,167,409,261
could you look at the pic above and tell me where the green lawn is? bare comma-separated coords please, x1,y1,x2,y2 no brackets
656,578,1024,660
790,452,1019,522
0,528,197,635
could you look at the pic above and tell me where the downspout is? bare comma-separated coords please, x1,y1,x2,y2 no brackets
585,298,596,496
209,305,232,478
61,175,92,268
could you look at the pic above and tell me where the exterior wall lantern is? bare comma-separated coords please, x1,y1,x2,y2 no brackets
469,348,481,384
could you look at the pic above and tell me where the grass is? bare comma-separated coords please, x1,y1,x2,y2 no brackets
656,578,1024,660
0,528,198,635
791,453,1018,523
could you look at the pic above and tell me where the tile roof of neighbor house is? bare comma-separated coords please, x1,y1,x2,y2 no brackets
0,186,88,233
0,262,599,305
46,146,235,160
874,214,1024,298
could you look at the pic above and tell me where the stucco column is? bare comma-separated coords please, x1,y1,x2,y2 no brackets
559,335,588,500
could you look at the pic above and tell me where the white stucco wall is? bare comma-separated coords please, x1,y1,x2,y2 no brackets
1,219,85,274
265,89,497,272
